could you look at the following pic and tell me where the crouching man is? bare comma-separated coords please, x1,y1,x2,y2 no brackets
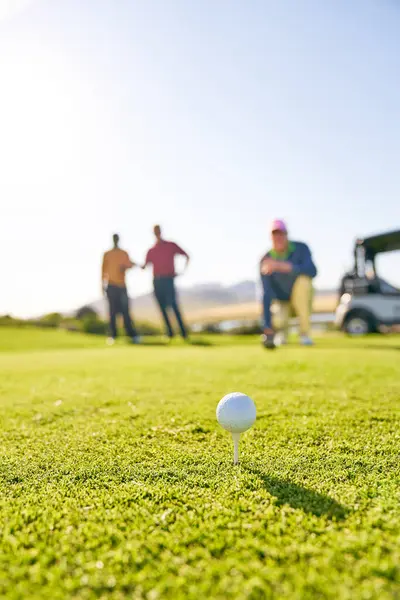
260,219,317,349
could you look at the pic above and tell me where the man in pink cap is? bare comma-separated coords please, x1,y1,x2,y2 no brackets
260,219,317,349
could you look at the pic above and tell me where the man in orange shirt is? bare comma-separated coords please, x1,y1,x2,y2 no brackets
102,233,140,344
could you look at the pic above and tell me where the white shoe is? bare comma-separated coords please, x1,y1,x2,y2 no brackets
130,336,141,345
300,335,314,346
106,337,115,346
275,332,288,346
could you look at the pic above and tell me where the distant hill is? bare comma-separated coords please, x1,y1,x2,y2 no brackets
88,281,256,319
80,281,337,324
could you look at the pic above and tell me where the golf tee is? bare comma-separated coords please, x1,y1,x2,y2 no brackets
232,432,241,465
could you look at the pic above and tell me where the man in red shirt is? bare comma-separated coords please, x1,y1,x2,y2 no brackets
142,225,189,339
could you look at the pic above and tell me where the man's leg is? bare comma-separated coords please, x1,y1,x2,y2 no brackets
261,275,275,332
169,279,188,339
271,301,291,341
261,275,279,348
120,287,138,339
154,279,174,338
106,286,118,339
290,275,313,337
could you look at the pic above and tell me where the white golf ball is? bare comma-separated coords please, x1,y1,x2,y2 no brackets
216,392,256,433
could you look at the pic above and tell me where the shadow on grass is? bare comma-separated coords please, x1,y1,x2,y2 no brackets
276,340,400,353
188,338,214,347
317,343,400,352
126,338,169,347
132,337,214,347
140,340,169,347
360,344,400,351
246,467,348,520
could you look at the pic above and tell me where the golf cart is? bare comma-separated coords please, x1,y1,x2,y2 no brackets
336,229,400,335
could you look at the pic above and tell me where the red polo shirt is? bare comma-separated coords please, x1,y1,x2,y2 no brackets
145,240,188,277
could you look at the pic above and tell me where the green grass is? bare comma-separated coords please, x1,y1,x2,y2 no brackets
0,328,399,599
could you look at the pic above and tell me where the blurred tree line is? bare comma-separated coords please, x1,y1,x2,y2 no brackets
0,308,162,336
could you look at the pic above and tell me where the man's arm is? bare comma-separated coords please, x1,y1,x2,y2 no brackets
101,254,108,294
182,254,190,272
174,243,190,272
127,256,137,268
120,252,136,273
291,244,317,278
141,250,152,270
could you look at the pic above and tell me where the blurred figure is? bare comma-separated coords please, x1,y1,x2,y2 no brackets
102,234,140,344
142,225,189,340
260,220,317,349
338,269,356,300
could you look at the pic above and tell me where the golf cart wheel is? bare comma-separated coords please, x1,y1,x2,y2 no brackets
343,312,376,336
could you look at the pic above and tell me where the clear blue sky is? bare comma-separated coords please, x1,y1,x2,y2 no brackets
0,0,399,316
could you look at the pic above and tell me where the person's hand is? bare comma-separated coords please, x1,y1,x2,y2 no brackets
261,259,292,275
261,258,278,275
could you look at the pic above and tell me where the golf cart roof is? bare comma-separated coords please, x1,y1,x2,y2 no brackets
356,229,400,257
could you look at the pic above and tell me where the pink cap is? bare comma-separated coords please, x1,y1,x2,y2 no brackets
270,219,287,233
